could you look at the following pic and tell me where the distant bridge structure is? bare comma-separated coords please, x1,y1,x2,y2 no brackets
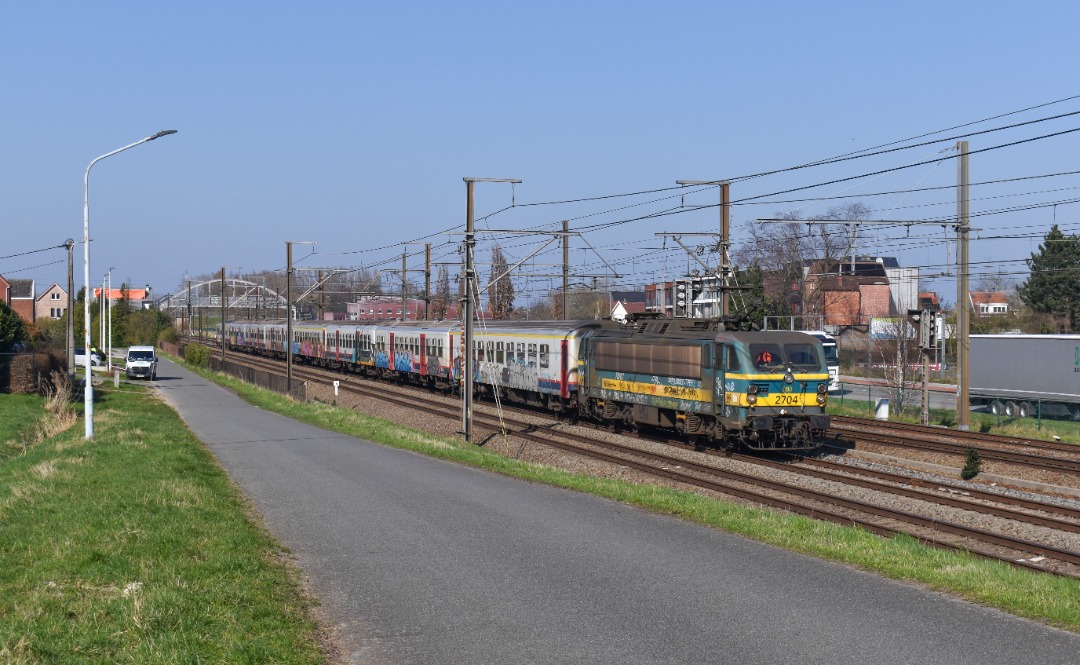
159,278,289,325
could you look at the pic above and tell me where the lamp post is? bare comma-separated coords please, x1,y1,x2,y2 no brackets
106,266,115,372
83,130,177,439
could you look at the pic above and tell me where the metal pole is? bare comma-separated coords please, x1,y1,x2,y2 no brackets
287,242,293,392
562,220,569,320
425,243,431,321
221,267,226,361
402,252,407,320
463,181,475,442
65,239,75,383
720,181,731,317
956,140,970,430
186,280,192,337
461,178,521,443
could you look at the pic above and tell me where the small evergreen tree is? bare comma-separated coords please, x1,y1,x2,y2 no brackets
1017,225,1080,332
960,447,983,480
0,301,27,352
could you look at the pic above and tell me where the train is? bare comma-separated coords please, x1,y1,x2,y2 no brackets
223,315,831,450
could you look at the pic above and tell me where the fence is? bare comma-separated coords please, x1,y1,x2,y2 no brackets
207,355,308,402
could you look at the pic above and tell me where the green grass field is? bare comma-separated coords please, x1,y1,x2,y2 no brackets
0,386,325,664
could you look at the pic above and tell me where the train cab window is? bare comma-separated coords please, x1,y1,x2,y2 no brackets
750,343,784,370
784,343,822,370
539,344,550,369
496,341,504,364
724,345,740,371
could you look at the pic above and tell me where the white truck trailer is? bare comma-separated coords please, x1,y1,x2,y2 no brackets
969,334,1080,418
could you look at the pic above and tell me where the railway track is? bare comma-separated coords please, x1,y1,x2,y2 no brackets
829,415,1080,475
184,342,1080,580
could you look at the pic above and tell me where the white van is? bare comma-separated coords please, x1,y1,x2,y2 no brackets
126,346,158,380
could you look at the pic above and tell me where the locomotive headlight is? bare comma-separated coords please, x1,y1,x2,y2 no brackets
816,393,827,405
784,372,794,384
747,384,759,395
817,384,827,394
746,394,757,406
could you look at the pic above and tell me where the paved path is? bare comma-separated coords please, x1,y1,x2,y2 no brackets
154,358,1080,664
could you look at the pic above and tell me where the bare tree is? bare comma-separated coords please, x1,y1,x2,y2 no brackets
489,247,515,319
733,202,873,323
431,266,451,319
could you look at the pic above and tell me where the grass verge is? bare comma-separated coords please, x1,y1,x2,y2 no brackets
0,384,324,664
827,394,1080,444
176,358,1080,632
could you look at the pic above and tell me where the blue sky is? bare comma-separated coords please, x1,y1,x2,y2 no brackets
3,1,1079,310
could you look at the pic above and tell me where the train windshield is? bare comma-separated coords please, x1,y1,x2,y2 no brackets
783,343,823,371
749,343,822,371
750,343,784,370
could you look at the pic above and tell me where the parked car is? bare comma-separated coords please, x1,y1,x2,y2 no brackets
73,348,104,367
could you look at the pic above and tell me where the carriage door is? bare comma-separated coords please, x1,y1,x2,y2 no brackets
334,330,341,362
419,334,427,377
388,332,395,369
560,339,569,400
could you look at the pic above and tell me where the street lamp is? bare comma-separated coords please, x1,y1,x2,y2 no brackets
106,266,116,372
83,130,177,439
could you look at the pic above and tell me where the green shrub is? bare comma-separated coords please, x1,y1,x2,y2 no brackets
961,447,982,480
185,343,211,368
157,326,179,345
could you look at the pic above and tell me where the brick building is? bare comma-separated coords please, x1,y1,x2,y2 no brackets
6,278,36,324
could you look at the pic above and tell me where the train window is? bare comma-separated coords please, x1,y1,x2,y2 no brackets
496,341,504,363
539,344,549,369
784,343,821,370
527,343,536,365
725,345,740,371
750,344,784,370
516,343,525,363
476,340,485,361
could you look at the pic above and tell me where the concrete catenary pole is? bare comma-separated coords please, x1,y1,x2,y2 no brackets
956,141,971,430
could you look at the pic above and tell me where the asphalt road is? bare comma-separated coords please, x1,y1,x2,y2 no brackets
154,358,1080,664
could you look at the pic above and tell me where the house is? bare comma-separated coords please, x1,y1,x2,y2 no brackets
92,287,154,310
35,283,68,320
347,297,438,321
610,290,646,316
644,282,675,317
7,278,36,324
970,291,1008,316
783,256,919,330
918,292,940,311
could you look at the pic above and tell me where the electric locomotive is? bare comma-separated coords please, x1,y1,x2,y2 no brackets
577,318,829,450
